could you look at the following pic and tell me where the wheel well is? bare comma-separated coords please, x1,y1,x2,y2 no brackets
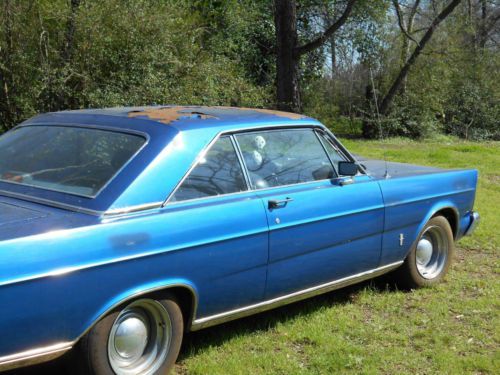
152,287,196,330
433,208,458,239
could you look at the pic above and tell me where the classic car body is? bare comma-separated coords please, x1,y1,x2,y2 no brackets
0,106,479,373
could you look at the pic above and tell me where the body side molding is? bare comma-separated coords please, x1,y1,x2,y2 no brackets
191,261,403,331
0,342,72,372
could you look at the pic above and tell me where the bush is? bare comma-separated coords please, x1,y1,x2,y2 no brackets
444,80,500,141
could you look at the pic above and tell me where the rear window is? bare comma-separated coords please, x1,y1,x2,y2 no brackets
0,126,145,197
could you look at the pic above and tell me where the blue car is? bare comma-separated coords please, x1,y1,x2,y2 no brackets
0,106,479,374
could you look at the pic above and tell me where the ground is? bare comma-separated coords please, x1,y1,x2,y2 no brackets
7,139,499,375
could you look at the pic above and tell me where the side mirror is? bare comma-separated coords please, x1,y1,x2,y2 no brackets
338,161,358,176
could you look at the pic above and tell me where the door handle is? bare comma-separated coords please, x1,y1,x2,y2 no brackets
336,177,354,186
268,197,293,209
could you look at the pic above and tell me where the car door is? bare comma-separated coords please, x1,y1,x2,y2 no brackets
235,128,384,299
160,135,269,317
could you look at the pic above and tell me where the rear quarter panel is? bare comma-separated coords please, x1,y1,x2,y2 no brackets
378,169,478,265
0,192,268,357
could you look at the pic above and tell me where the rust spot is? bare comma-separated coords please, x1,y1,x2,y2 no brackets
216,106,307,120
128,106,217,124
128,106,306,125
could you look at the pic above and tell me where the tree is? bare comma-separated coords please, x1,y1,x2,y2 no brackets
393,0,421,94
274,0,358,112
362,0,463,138
0,0,15,131
378,0,462,115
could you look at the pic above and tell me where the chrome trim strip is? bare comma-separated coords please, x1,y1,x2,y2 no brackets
163,124,325,205
104,201,164,216
4,123,150,199
0,342,73,372
0,263,403,370
164,124,362,207
230,134,252,190
0,251,198,288
313,130,340,177
0,189,102,216
190,261,403,331
464,211,480,236
163,132,223,205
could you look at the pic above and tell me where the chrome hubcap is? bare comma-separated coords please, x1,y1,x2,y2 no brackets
114,315,149,361
416,238,433,266
108,299,172,375
415,226,448,279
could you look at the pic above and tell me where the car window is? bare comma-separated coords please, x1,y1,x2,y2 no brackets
235,129,335,189
170,136,247,202
0,126,145,197
316,132,346,173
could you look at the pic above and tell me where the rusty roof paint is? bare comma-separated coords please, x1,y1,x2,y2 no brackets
128,106,306,125
128,106,217,124
216,106,307,120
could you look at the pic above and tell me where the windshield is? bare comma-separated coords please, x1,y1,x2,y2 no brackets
0,126,146,197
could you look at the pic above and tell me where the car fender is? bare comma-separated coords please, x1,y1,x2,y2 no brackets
77,278,199,343
404,200,459,259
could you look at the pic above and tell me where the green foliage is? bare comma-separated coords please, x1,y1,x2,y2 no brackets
383,93,441,139
0,0,272,130
445,80,500,140
0,0,498,140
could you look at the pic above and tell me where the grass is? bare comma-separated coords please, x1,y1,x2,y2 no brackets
175,139,499,374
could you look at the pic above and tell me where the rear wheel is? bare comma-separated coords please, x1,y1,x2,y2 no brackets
395,216,454,289
74,295,183,375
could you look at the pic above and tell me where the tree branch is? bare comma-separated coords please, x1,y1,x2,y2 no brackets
393,0,420,45
295,0,358,56
379,0,462,115
484,8,500,34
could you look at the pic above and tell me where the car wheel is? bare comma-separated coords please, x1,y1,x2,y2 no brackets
74,295,183,375
396,216,454,289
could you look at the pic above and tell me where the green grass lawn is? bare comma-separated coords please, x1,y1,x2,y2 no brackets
176,139,499,374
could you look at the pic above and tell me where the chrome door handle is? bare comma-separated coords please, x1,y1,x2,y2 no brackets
268,198,293,209
338,177,354,186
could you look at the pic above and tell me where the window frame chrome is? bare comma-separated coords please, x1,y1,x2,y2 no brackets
0,124,149,199
163,123,358,207
166,135,251,204
233,127,339,190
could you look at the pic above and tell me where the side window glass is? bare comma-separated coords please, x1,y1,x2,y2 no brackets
317,132,346,173
170,137,247,202
235,129,335,189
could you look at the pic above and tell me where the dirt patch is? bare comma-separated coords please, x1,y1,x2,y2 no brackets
128,106,217,124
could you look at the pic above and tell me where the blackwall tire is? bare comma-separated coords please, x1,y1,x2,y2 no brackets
395,216,455,289
73,294,183,375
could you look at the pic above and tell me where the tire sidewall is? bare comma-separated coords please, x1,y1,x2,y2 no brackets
406,216,455,288
78,295,183,375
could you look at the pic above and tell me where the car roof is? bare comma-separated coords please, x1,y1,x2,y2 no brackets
23,106,320,133
11,106,324,214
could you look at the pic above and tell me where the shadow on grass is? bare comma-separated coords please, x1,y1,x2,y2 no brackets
5,275,401,375
178,274,401,361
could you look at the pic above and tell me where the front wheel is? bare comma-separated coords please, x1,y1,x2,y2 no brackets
74,295,183,375
395,216,455,289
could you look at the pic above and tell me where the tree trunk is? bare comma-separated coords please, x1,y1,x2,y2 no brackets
273,0,357,112
55,0,81,110
393,0,420,95
274,0,301,112
0,0,15,131
478,0,488,48
62,0,81,63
